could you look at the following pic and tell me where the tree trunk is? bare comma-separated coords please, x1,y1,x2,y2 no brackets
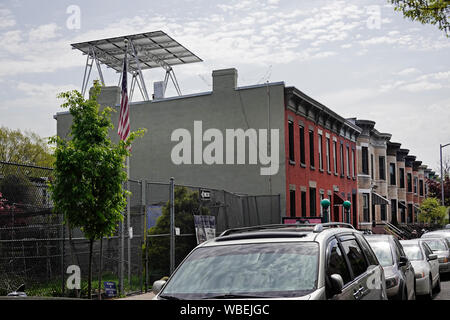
98,238,103,300
88,238,94,299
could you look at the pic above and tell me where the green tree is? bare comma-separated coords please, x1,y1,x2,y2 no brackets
0,127,54,167
49,83,145,299
146,187,210,283
418,197,447,225
389,0,450,36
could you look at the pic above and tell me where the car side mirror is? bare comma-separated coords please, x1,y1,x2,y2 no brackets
152,280,167,295
330,274,344,295
428,254,438,261
398,256,408,267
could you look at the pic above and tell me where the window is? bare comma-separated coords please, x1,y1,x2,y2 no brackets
340,143,345,176
310,187,316,216
391,199,397,223
363,193,370,222
370,154,374,179
301,191,307,217
380,204,387,221
352,149,356,178
333,141,338,174
355,234,379,266
389,163,396,186
340,238,369,278
318,134,323,170
346,146,350,178
288,121,295,162
299,126,305,165
379,156,386,180
408,204,413,223
320,193,324,217
289,190,296,217
309,130,315,168
407,173,412,192
414,177,418,194
326,239,351,285
419,180,424,196
362,147,369,175
326,138,331,172
399,168,405,189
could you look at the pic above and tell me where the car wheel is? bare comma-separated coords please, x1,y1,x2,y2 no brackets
411,282,416,300
427,277,433,300
435,275,441,294
402,286,408,301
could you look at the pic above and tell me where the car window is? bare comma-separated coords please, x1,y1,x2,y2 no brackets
366,240,394,267
402,244,423,261
355,234,378,266
422,239,447,251
392,239,402,262
340,238,369,278
160,242,319,299
421,242,433,257
326,238,351,285
393,238,406,257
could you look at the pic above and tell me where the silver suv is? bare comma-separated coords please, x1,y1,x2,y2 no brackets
153,223,387,300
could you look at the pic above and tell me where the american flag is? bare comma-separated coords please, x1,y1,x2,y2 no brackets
118,50,130,143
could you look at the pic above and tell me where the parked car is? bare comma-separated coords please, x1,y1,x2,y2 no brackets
419,237,450,274
445,224,450,229
364,235,415,300
400,240,440,299
421,230,450,247
152,223,388,300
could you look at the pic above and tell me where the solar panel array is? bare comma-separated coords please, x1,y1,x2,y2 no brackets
71,30,202,72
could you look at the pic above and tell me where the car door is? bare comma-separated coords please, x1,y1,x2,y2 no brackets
338,235,373,300
422,242,439,284
355,233,386,300
325,237,360,300
393,238,415,299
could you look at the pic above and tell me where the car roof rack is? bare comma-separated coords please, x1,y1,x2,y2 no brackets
219,224,314,237
219,222,355,237
312,222,355,233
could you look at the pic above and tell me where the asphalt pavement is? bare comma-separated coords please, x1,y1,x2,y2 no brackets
434,274,450,300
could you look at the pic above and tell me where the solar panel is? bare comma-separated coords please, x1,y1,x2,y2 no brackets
71,30,203,73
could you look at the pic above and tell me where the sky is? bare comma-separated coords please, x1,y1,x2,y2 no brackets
0,0,449,172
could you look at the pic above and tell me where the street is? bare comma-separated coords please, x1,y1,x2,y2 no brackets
434,274,450,300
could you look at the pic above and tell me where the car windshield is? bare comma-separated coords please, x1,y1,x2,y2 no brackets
422,239,447,252
366,240,393,267
402,244,423,261
160,242,319,299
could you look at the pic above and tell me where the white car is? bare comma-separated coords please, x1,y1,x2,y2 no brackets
420,236,450,274
400,239,440,299
152,223,387,300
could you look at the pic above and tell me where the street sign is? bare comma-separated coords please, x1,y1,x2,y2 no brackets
200,189,211,201
104,281,117,298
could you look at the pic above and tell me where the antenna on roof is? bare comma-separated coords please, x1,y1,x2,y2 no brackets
71,30,203,101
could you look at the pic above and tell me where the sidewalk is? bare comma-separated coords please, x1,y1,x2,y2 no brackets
118,292,155,300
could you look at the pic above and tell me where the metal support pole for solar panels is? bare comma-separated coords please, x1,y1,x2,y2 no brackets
81,51,93,97
130,41,150,101
92,48,105,86
168,68,182,96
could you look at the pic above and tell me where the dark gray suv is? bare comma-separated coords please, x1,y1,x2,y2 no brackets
153,223,387,300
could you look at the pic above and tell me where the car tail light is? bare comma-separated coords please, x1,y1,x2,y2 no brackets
415,272,425,279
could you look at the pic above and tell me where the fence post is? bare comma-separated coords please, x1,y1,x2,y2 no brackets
145,181,149,292
141,180,146,293
61,213,65,296
169,178,175,275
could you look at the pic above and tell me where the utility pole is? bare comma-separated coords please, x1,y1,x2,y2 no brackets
440,143,450,221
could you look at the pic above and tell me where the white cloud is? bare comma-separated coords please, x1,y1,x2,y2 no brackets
396,67,419,76
0,8,16,29
29,23,60,41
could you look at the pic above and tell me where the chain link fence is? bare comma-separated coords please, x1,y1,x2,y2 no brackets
0,161,281,298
